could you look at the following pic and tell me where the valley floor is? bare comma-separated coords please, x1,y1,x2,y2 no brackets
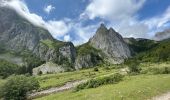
35,74,170,100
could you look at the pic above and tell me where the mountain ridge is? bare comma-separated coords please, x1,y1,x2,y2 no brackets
1,6,170,75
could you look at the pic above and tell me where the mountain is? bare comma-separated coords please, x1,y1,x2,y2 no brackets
0,6,76,73
75,24,132,69
89,24,132,64
133,38,170,62
4,5,170,74
123,36,170,62
124,37,157,53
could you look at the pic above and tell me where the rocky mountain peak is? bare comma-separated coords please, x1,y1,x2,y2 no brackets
89,24,132,64
96,23,108,35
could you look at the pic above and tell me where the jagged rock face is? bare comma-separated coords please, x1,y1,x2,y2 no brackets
59,43,76,63
0,7,53,52
75,54,102,70
33,42,76,64
75,54,94,70
33,62,65,75
89,24,132,64
0,7,77,68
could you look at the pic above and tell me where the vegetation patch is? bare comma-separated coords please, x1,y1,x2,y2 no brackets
35,75,170,100
127,38,157,53
0,59,20,78
0,75,39,100
76,43,102,56
141,66,170,75
40,39,55,49
75,73,124,91
133,40,170,62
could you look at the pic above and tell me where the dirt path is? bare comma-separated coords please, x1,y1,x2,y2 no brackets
28,80,87,99
152,92,170,100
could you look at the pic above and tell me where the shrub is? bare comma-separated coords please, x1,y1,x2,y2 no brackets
0,75,39,100
0,59,20,78
21,51,45,74
142,67,170,75
75,73,124,91
93,67,99,72
126,60,141,74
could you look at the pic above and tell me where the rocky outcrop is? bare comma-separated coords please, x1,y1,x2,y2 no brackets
89,24,132,64
74,43,103,70
33,62,65,75
0,7,53,52
33,41,76,64
75,54,102,70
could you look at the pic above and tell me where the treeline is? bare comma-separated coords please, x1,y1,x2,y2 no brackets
0,53,44,79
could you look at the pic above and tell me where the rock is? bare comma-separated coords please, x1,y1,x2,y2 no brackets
33,62,65,75
0,7,53,52
33,41,76,64
89,24,132,64
75,54,102,70
75,43,103,69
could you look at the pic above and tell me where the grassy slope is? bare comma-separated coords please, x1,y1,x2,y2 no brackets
37,67,117,90
133,39,170,62
36,74,170,100
76,42,102,56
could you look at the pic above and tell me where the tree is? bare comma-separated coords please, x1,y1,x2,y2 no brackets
0,75,39,100
0,59,19,78
126,59,141,74
23,54,45,74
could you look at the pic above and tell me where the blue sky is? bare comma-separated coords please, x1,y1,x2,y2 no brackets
2,0,170,45
25,0,90,20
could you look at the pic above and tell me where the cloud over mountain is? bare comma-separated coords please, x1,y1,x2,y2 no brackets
1,0,170,45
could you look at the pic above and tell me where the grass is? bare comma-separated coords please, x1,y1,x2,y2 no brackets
35,74,170,100
40,39,55,49
76,43,102,56
37,67,117,90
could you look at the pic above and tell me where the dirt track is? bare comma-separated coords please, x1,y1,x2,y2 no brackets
28,80,87,99
152,92,170,100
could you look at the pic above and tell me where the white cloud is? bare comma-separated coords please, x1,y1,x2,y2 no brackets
64,35,71,42
143,6,170,30
72,23,99,45
1,0,69,38
80,0,170,40
81,0,145,21
44,5,55,14
46,20,70,38
80,0,149,39
1,0,170,46
112,19,150,38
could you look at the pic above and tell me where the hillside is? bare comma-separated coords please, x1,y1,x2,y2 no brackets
134,39,170,62
0,6,76,74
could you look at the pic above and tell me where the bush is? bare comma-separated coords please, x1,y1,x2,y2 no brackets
0,59,20,78
141,67,170,75
21,51,45,74
126,60,141,74
75,73,124,91
0,75,39,100
93,67,99,72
